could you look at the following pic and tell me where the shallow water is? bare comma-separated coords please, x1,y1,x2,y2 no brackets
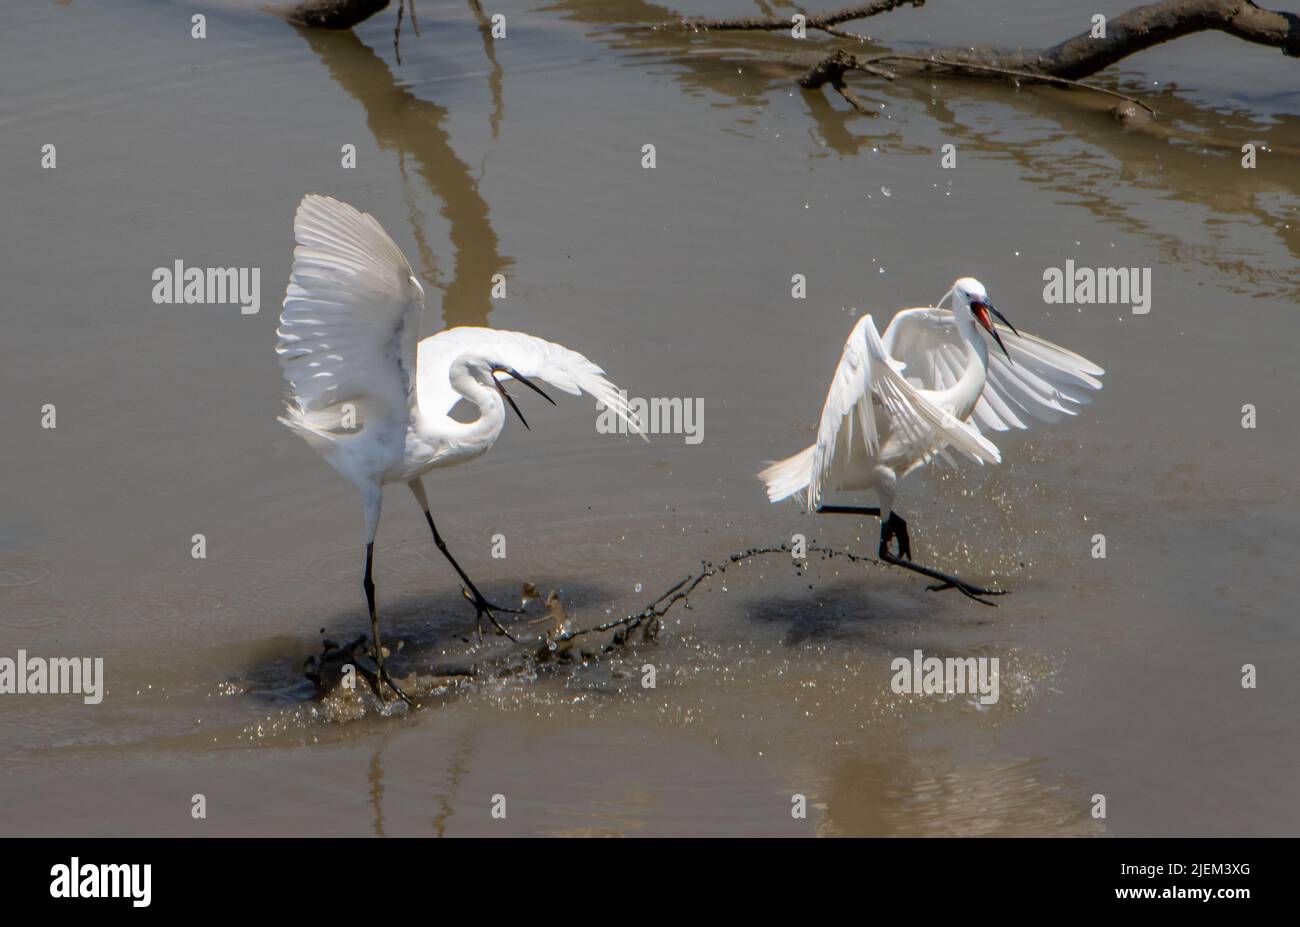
1,0,1298,836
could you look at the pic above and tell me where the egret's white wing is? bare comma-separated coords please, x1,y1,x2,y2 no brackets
276,195,424,425
416,327,646,438
808,316,1001,509
884,308,1104,433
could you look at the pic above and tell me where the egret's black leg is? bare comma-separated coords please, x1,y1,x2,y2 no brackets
817,505,1007,605
880,512,912,561
407,479,519,641
364,542,415,706
422,511,520,641
816,505,880,517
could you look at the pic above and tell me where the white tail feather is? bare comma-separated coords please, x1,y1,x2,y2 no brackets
758,445,815,505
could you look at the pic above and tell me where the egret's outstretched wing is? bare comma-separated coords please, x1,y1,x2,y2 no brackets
276,195,424,428
416,327,646,438
884,308,1104,433
808,316,1001,509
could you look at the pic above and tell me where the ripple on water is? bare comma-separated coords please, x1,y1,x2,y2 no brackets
180,556,288,589
77,592,199,631
0,598,71,631
0,557,53,588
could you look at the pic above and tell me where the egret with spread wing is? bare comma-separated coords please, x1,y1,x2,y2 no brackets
759,277,1103,602
276,195,644,702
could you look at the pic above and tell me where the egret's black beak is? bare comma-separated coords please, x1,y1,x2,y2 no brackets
989,304,1020,337
972,302,1015,363
491,366,556,430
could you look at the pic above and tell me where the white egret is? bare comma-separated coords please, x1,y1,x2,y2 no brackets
759,277,1103,601
276,194,644,701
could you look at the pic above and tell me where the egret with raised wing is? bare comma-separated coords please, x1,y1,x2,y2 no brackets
276,194,644,702
759,277,1103,602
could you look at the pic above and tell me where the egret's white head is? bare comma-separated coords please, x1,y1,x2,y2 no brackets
952,276,987,308
950,276,1017,360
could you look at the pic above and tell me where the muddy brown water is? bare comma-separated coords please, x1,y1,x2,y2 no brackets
1,0,1298,835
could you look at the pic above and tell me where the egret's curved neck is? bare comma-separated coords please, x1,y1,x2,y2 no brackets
943,303,990,420
952,304,988,359
417,361,505,448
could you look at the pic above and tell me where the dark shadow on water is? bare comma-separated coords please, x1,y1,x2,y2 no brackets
741,580,905,646
738,566,996,647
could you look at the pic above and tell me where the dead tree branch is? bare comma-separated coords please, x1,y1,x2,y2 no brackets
279,0,391,30
303,541,969,707
798,0,1299,108
875,0,1300,82
304,535,993,707
801,49,1157,114
663,0,924,35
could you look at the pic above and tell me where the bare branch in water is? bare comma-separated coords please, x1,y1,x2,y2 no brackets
656,0,1299,118
272,0,415,63
393,0,404,64
841,0,1300,82
661,0,924,35
302,541,946,709
277,0,391,30
800,49,1157,115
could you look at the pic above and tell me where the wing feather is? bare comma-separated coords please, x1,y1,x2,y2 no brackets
807,316,1000,509
276,195,424,426
884,307,1104,435
416,327,646,438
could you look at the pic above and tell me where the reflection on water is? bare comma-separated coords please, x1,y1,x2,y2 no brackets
297,24,512,327
429,726,473,837
368,734,387,837
819,753,1102,836
553,0,1300,297
468,0,505,139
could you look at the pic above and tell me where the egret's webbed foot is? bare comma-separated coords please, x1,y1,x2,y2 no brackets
367,645,415,707
461,585,519,642
877,514,1005,604
411,495,521,642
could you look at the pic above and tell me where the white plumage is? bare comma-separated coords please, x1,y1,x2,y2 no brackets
760,276,1102,597
416,327,637,426
278,194,422,430
276,194,644,700
804,312,1003,512
882,307,1104,433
